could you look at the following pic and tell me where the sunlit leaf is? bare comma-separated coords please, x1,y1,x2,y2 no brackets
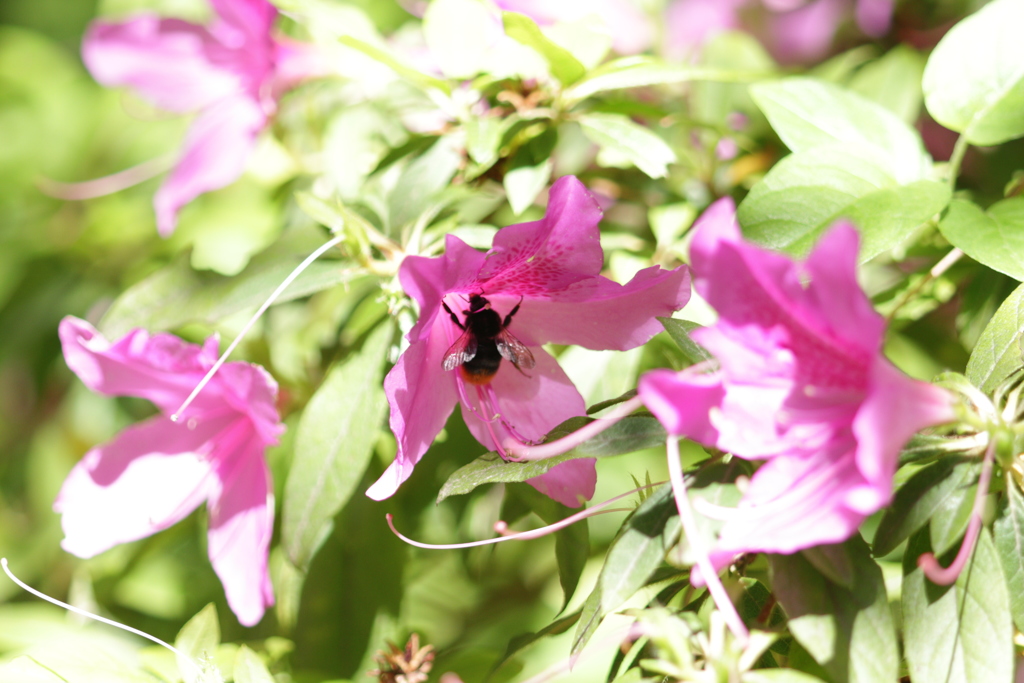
502,12,585,85
993,485,1024,632
578,113,676,179
232,646,274,683
965,282,1024,392
939,197,1024,282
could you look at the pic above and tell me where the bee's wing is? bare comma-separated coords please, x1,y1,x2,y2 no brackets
495,329,535,370
442,329,478,371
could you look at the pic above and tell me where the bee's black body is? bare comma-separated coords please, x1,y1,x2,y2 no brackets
442,294,535,384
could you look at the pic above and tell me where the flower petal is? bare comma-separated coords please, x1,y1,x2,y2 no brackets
209,0,277,42
207,437,275,627
526,458,597,508
855,0,894,37
154,95,266,236
638,368,723,443
478,176,605,295
664,0,743,59
59,316,219,415
504,265,691,349
82,15,240,112
768,0,845,63
367,319,460,500
55,415,226,558
401,235,486,343
459,346,586,448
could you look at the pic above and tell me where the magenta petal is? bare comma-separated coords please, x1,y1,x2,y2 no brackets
768,0,845,63
367,321,460,501
82,16,240,113
478,176,605,295
154,95,266,236
398,254,448,343
527,458,597,508
638,369,723,443
855,0,894,36
55,415,224,558
507,265,691,349
852,359,955,495
207,440,275,627
210,0,277,41
460,346,586,449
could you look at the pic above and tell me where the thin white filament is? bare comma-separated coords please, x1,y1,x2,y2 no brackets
666,437,749,647
386,481,665,550
171,234,344,422
0,558,203,680
503,395,645,461
37,154,175,200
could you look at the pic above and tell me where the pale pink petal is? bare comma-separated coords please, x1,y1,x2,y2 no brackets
664,0,743,60
154,95,266,236
852,358,955,493
55,415,228,558
460,346,586,448
478,176,605,295
526,458,597,508
638,369,723,444
82,16,240,112
367,320,460,501
210,0,276,41
855,0,894,37
768,0,845,63
593,0,654,54
207,436,275,627
59,317,220,415
503,265,691,349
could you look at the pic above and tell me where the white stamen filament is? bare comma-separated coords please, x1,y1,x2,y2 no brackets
666,437,749,647
386,481,664,550
503,395,645,461
37,154,175,200
0,558,204,681
170,234,344,422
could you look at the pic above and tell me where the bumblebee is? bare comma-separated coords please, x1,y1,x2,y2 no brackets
441,293,535,384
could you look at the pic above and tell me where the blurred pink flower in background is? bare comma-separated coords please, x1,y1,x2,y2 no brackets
82,0,326,235
367,176,691,507
55,316,283,626
638,199,953,569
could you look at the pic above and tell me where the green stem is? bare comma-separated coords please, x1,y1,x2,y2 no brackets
947,134,970,192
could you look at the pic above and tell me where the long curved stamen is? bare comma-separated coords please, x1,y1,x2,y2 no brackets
37,154,175,200
503,395,645,461
666,437,749,646
170,234,344,422
475,384,508,458
917,437,996,585
1,558,205,681
386,482,664,550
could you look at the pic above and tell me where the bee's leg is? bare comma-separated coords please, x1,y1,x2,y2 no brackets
442,300,465,330
502,296,525,327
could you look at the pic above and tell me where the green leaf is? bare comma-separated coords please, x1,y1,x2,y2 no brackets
336,34,451,94
965,282,1024,392
768,535,898,683
99,231,359,339
572,484,681,656
282,321,393,570
232,646,274,683
848,45,926,124
737,145,950,260
506,483,589,610
903,528,1014,683
423,0,496,79
873,458,979,556
657,318,711,366
750,77,931,183
491,609,581,678
174,604,220,683
922,0,1024,146
993,484,1024,632
502,11,586,85
744,670,828,683
504,159,553,216
436,415,666,502
939,197,1024,282
387,134,464,231
578,113,676,179
564,55,770,104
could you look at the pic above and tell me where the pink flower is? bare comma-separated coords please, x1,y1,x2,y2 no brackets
666,0,894,63
367,176,691,507
82,0,325,236
495,0,654,54
638,199,953,567
55,316,283,626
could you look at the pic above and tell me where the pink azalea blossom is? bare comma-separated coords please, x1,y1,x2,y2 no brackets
638,199,954,567
367,176,691,507
54,316,283,626
82,0,326,236
495,0,653,54
666,0,895,62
